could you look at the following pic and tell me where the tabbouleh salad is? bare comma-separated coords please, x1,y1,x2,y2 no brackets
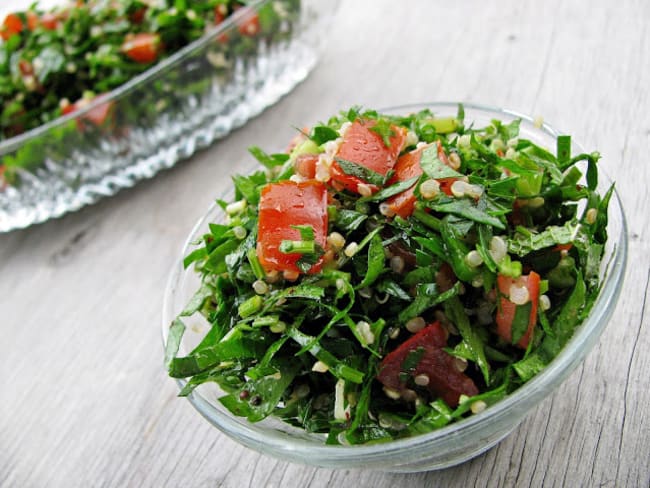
165,105,611,444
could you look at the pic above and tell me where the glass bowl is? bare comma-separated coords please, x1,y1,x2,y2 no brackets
0,0,339,232
161,102,628,472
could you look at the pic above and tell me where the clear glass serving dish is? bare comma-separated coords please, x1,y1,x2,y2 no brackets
161,102,627,472
0,0,339,232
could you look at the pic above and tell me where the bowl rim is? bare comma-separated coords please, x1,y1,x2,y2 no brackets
0,0,273,155
162,101,628,465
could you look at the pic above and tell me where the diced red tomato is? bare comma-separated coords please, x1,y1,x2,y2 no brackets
60,101,74,116
435,262,458,293
437,177,458,196
18,59,34,76
82,99,113,128
121,33,161,63
435,141,457,196
507,199,527,227
377,322,479,407
238,15,259,36
214,5,230,43
1,13,23,40
129,7,147,24
39,12,59,30
553,243,573,253
17,59,41,92
385,141,457,217
61,95,114,131
234,6,260,36
214,3,228,23
257,181,328,274
437,141,450,166
26,11,39,31
495,271,541,348
386,147,425,218
294,153,319,180
329,120,406,194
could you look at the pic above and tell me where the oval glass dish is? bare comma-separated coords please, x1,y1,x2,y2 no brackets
161,102,628,472
0,0,339,232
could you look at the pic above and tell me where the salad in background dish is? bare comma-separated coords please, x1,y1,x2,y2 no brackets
0,0,337,233
0,0,299,184
166,105,612,444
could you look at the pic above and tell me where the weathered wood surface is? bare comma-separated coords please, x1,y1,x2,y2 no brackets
1,0,649,486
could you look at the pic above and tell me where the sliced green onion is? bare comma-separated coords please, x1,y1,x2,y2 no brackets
238,295,263,318
279,240,316,254
247,248,265,280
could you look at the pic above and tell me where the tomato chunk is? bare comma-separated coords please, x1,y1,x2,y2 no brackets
61,95,114,131
214,4,228,24
39,13,59,30
386,141,456,217
18,59,34,76
257,181,328,274
377,322,479,407
235,7,260,36
294,153,319,180
495,272,540,348
26,11,39,31
330,120,406,194
385,148,424,218
213,5,230,43
1,13,23,40
433,142,458,196
129,7,147,24
82,98,113,128
121,33,162,63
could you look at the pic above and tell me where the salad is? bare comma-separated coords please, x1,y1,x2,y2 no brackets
0,0,299,184
165,105,612,444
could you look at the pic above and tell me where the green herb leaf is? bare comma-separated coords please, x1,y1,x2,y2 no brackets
510,302,532,345
398,282,461,323
335,209,367,232
440,219,479,282
587,158,598,190
420,145,463,180
356,233,386,289
248,146,290,169
165,318,186,367
219,357,300,422
556,135,571,166
168,329,267,378
360,176,419,202
508,220,579,256
369,118,396,146
513,353,547,381
232,171,267,205
335,157,385,187
180,283,213,316
183,247,207,269
429,197,506,229
287,328,364,384
552,271,587,346
205,239,240,274
310,125,339,145
444,296,490,384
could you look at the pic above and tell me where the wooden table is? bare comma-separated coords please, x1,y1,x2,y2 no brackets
2,1,649,486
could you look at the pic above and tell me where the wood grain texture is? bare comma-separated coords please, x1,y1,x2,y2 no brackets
1,0,649,486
